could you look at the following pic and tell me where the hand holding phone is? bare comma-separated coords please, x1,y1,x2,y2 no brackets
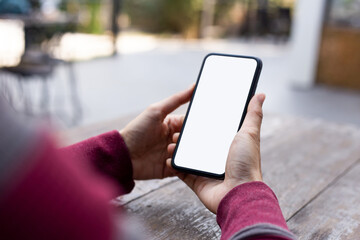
167,93,265,213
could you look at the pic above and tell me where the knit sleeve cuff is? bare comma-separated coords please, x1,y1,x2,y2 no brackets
216,181,291,240
92,130,135,193
61,130,135,194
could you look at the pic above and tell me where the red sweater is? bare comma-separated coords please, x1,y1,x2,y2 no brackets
0,130,294,240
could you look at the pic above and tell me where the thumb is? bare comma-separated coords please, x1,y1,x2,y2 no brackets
240,94,265,139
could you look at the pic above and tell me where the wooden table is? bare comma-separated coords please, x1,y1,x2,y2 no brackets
61,113,360,239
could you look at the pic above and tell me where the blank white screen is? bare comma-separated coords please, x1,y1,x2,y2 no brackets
173,55,258,175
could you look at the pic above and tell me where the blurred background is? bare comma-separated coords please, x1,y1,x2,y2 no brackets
0,0,359,129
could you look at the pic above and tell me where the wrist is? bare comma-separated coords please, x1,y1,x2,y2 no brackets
225,173,262,190
119,129,132,155
251,170,263,182
119,129,134,164
119,129,142,180
217,178,263,212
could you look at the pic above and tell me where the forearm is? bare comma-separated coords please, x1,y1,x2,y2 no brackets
217,182,295,240
61,130,135,194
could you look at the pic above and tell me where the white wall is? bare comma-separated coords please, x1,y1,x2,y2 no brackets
289,0,327,88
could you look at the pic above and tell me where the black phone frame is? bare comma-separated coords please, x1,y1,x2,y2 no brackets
171,53,263,179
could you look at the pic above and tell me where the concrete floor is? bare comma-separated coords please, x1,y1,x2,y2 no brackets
12,38,360,128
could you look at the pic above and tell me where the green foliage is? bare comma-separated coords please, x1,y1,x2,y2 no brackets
214,0,237,25
58,0,104,34
124,0,202,37
84,1,103,34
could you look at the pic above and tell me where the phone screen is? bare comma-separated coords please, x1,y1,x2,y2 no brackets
172,54,261,178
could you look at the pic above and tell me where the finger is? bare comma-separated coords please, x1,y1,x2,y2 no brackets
167,115,185,133
154,84,195,118
240,94,265,137
166,158,172,168
165,158,185,179
165,159,198,189
181,173,200,191
163,161,176,177
172,132,180,143
167,143,176,156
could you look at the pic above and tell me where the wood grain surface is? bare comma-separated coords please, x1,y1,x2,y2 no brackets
124,180,220,240
62,113,360,239
261,117,360,220
287,161,360,239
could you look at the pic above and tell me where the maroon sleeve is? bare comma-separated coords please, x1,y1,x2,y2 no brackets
216,182,295,240
61,130,135,194
0,132,123,240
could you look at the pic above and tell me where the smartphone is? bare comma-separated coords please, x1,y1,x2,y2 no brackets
171,53,262,179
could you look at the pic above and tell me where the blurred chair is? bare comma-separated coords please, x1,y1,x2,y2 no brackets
3,50,56,115
0,0,82,126
1,37,82,126
0,0,123,126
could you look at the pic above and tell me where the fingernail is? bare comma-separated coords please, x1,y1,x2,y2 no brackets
257,94,266,103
